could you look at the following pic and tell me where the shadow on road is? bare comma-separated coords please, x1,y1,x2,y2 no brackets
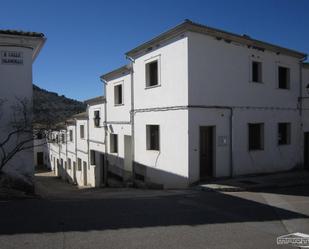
0,183,308,235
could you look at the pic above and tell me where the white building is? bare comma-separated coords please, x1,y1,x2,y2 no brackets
106,20,308,188
0,30,45,182
102,66,133,182
85,96,105,187
45,20,308,189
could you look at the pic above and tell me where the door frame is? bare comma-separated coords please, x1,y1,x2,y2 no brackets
199,126,216,180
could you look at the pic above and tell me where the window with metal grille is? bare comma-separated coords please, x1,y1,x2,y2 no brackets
94,110,100,127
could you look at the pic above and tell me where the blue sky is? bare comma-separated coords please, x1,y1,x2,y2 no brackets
1,0,308,101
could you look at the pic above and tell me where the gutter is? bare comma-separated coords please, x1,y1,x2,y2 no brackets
298,55,308,167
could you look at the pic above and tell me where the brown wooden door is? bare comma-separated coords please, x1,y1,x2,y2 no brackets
305,132,309,170
37,152,44,165
200,126,214,179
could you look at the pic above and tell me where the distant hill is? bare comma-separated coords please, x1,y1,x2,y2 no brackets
33,84,86,126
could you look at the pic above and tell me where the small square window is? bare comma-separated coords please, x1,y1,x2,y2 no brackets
146,125,160,151
248,123,264,151
146,60,159,87
252,61,262,83
114,84,123,105
278,123,291,145
94,110,100,127
110,134,118,153
278,66,290,89
77,158,82,171
80,125,85,139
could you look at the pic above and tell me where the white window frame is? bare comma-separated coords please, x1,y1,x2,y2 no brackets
145,55,161,89
276,63,291,90
146,124,160,151
114,81,124,106
93,109,101,127
249,56,263,84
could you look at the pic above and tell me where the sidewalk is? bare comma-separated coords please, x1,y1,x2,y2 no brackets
198,170,309,192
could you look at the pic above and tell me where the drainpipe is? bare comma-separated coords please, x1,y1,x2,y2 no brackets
299,55,307,116
298,55,307,167
86,105,90,183
126,55,135,182
229,108,234,177
100,78,108,186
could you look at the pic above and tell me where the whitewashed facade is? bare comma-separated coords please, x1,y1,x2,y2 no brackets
46,20,308,188
0,30,45,181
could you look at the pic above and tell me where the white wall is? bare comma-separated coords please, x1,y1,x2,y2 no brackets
0,46,34,177
131,34,189,188
134,110,189,188
106,123,131,178
187,31,303,179
88,103,105,186
187,31,300,108
133,35,189,109
106,73,131,122
88,103,105,148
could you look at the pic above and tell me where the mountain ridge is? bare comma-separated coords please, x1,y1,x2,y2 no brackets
33,84,87,126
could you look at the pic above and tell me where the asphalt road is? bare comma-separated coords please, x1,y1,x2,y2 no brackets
0,172,308,249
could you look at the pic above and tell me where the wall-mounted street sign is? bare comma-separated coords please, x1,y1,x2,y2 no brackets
1,51,23,65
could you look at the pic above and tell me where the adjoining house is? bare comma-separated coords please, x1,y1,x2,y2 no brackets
0,30,45,185
85,96,105,187
44,20,309,189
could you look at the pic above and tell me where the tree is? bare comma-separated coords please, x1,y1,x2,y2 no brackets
0,97,49,172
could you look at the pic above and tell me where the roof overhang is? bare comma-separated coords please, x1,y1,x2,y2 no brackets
84,96,105,105
100,64,131,82
126,20,306,60
0,31,46,62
